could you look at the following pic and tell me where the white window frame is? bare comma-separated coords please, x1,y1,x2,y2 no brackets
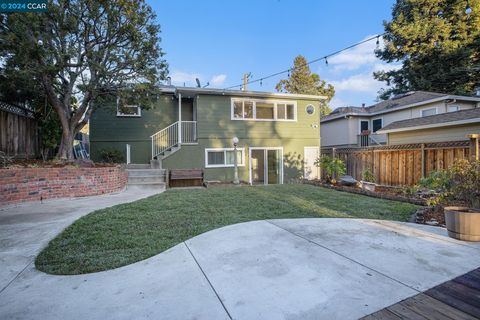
116,97,141,117
447,105,459,112
371,117,383,133
358,119,370,134
420,107,438,117
205,148,246,168
231,98,297,122
248,147,284,185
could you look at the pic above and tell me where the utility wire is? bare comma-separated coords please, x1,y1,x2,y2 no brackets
224,33,385,90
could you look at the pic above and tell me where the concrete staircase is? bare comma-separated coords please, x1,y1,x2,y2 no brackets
126,164,166,188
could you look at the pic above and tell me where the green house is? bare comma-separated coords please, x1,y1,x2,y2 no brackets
90,86,325,184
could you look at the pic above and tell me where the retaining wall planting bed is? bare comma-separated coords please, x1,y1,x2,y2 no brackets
0,165,127,206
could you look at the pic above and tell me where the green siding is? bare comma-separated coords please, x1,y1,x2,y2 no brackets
90,93,321,182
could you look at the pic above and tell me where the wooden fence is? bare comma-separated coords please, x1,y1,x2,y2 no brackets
0,102,39,158
321,140,478,186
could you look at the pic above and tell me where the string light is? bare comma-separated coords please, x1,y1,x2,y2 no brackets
224,33,385,90
376,36,380,48
260,79,263,86
465,1,472,14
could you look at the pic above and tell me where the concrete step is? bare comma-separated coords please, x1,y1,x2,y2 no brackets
127,163,151,169
127,181,166,187
128,175,166,184
127,169,166,177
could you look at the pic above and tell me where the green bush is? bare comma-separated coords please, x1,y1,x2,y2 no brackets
315,155,346,182
361,168,376,183
448,159,480,208
100,148,124,163
418,170,451,192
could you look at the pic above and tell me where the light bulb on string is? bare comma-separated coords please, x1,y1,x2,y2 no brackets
325,57,328,66
466,1,472,14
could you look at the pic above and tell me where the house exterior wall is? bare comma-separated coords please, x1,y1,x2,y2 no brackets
320,117,359,147
388,123,480,145
321,100,477,148
90,93,321,183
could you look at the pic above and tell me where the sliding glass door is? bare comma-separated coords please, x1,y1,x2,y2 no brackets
250,148,283,185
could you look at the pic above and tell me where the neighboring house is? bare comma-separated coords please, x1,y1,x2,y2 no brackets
90,86,325,184
320,91,480,148
378,108,480,145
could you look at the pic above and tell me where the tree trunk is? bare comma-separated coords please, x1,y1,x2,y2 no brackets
57,129,75,160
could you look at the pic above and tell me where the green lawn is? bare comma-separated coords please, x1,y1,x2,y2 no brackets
36,184,419,275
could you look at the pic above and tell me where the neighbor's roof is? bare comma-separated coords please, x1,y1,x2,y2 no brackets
159,85,327,101
321,91,480,122
377,108,480,134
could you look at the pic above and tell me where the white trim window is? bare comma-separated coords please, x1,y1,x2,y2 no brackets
231,98,297,121
421,107,437,117
372,118,383,133
117,97,141,117
205,148,245,168
447,105,459,112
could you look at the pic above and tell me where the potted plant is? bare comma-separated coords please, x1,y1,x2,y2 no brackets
444,160,480,241
315,155,346,185
360,168,376,192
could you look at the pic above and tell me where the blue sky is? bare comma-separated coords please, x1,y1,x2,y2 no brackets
150,0,399,109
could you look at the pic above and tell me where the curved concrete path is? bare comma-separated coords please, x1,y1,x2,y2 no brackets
2,198,480,319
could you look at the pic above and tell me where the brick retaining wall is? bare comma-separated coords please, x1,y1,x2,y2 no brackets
0,166,127,206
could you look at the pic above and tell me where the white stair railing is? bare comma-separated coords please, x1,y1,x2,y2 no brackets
151,121,197,159
151,121,178,159
181,121,197,143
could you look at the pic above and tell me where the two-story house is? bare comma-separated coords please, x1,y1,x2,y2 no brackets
320,91,480,148
90,86,326,184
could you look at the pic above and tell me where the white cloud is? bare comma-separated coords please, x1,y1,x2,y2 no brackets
210,74,227,86
170,71,201,86
328,35,382,72
329,97,349,109
330,73,383,94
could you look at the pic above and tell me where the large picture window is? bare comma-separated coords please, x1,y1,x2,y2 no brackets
231,98,296,121
205,148,245,168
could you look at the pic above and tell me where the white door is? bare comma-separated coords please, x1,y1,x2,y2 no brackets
304,147,320,180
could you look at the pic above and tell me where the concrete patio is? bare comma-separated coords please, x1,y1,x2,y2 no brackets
1,193,480,319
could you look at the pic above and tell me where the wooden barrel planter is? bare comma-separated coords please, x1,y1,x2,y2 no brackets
444,207,480,241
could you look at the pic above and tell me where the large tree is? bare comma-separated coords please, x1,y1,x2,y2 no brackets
0,0,167,159
276,55,335,116
375,0,480,99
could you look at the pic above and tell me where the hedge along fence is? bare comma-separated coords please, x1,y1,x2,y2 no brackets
0,166,127,207
321,140,478,186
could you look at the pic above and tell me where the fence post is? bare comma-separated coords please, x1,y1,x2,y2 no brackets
468,134,479,161
332,147,336,159
421,143,426,178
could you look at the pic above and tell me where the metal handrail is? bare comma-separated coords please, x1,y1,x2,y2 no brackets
151,121,197,159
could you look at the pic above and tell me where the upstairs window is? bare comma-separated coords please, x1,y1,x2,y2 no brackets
447,105,459,112
372,118,383,133
117,97,141,117
421,107,437,117
231,98,296,121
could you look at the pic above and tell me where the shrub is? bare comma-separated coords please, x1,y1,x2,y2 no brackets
361,168,376,183
315,155,346,182
100,149,124,163
448,159,480,208
418,170,451,192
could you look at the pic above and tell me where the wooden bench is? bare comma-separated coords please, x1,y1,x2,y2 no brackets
169,169,204,188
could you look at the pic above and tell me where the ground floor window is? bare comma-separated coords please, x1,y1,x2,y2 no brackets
205,148,245,168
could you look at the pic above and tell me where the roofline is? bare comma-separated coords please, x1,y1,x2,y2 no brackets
320,95,480,123
160,86,327,101
377,117,480,134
